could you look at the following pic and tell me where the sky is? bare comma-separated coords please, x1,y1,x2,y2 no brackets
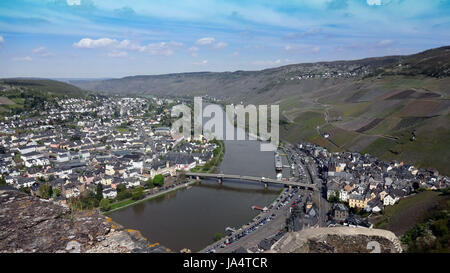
0,0,449,78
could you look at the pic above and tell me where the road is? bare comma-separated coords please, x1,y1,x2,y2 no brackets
284,143,329,227
201,187,305,253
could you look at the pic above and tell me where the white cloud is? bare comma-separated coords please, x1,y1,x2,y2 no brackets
196,37,215,45
117,40,146,52
214,42,228,49
66,0,81,6
194,60,208,65
367,0,382,6
188,46,199,52
33,46,52,57
73,38,118,49
73,38,183,56
13,56,32,62
377,39,394,47
0,36,3,44
195,37,227,50
284,44,320,53
144,42,183,56
188,46,199,57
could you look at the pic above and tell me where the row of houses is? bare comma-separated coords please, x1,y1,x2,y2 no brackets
296,142,449,216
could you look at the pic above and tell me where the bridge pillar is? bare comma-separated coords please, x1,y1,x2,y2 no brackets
196,176,200,181
264,183,268,189
218,178,222,184
289,185,292,190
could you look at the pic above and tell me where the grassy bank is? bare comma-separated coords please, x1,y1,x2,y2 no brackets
373,190,446,235
105,180,198,214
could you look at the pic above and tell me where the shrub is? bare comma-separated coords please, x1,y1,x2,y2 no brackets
99,198,111,211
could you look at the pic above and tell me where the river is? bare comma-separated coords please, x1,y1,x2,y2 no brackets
108,103,288,252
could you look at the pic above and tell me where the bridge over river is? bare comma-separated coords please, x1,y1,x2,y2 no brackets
185,172,317,191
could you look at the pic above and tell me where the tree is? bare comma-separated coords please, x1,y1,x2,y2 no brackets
153,174,164,187
0,176,6,186
52,188,61,198
38,183,53,199
76,190,99,209
117,184,127,193
96,183,103,201
116,184,132,201
144,177,154,189
213,232,223,242
99,198,111,211
132,187,145,201
13,153,21,163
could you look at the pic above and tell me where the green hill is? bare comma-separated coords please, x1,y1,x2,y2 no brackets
0,78,87,97
0,78,88,117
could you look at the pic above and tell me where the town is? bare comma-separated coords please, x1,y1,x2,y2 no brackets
0,95,222,212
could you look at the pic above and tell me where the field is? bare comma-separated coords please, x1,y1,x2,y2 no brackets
396,100,440,117
280,111,325,144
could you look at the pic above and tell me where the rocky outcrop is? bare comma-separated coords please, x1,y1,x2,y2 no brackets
269,227,403,253
0,189,169,253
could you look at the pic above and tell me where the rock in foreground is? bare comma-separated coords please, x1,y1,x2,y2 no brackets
0,189,169,253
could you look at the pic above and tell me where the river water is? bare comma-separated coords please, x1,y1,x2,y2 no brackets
109,104,288,252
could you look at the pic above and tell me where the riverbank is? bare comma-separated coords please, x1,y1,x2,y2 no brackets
105,180,198,214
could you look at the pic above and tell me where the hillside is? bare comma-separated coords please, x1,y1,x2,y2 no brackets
0,78,88,117
70,55,404,102
73,46,450,175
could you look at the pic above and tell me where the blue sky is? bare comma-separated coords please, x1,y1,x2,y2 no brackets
0,0,449,78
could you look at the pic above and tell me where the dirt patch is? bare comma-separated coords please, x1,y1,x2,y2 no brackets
356,118,384,133
417,92,441,99
384,90,416,100
396,100,440,117
0,97,15,105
